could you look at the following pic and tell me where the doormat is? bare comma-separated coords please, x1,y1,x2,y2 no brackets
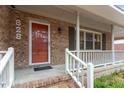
34,66,52,71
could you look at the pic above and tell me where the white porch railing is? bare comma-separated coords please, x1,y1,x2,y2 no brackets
65,48,94,88
66,49,124,88
71,50,124,67
114,50,124,63
0,47,14,88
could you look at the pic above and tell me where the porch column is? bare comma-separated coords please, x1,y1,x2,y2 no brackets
76,11,81,82
76,11,80,57
112,25,115,64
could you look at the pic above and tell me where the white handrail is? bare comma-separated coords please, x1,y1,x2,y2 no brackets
65,48,94,88
66,49,87,67
71,50,124,52
0,49,13,74
0,51,7,54
0,47,14,88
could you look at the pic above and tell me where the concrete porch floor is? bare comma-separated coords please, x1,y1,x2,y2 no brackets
15,64,66,85
14,62,124,88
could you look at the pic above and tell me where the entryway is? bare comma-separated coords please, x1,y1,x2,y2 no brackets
29,20,50,65
14,64,68,88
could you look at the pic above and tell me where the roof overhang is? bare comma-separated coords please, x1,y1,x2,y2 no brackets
66,5,124,28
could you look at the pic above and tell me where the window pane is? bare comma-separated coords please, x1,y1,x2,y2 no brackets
86,33,93,50
95,34,101,49
95,42,100,49
80,31,84,49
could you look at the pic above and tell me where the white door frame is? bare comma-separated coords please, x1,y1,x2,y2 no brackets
29,20,51,65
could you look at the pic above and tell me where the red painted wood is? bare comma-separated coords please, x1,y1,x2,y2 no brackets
32,22,48,63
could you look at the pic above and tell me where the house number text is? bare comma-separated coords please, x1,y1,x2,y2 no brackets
16,19,21,40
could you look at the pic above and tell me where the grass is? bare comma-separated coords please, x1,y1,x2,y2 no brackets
94,70,124,88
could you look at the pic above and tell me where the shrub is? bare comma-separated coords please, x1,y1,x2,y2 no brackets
94,70,124,88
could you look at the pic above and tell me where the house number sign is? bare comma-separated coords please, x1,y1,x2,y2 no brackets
16,19,21,40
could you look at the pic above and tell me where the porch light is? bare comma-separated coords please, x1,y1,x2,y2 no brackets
58,27,62,33
10,5,16,9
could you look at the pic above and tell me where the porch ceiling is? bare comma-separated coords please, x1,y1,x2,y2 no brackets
56,5,124,39
14,5,112,25
55,5,124,27
55,5,113,25
14,5,112,32
14,5,124,39
14,5,124,27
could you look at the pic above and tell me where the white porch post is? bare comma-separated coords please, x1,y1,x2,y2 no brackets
112,25,115,64
87,63,94,88
76,11,80,57
76,12,80,81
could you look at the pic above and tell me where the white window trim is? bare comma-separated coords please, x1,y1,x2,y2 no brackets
80,28,102,50
29,20,51,66
80,28,102,35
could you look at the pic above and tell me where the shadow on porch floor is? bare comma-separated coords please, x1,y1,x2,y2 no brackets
15,64,66,85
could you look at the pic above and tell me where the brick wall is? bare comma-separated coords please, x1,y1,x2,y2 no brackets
0,6,112,69
115,44,124,50
0,6,10,50
9,8,73,68
106,32,112,50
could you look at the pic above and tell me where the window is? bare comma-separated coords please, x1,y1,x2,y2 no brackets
80,29,102,50
95,34,101,49
80,31,84,49
86,32,93,50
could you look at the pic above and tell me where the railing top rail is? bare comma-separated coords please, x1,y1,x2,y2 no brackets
0,51,7,54
114,50,124,52
70,50,124,53
66,49,87,67
0,48,14,74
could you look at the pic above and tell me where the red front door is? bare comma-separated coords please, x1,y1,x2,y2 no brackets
32,22,49,63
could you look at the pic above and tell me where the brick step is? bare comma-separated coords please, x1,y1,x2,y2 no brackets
14,74,78,88
45,79,79,88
